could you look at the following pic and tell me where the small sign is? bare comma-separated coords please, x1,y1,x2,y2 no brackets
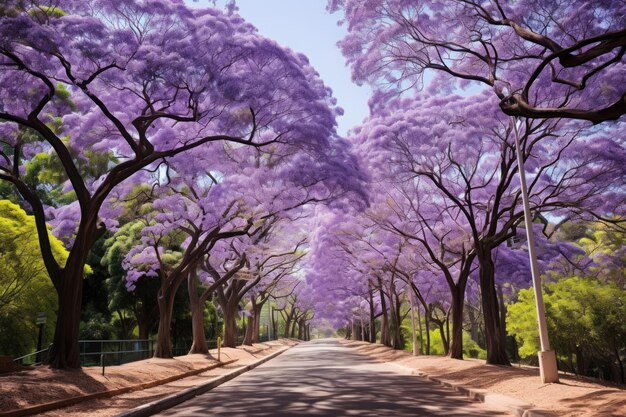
36,312,46,325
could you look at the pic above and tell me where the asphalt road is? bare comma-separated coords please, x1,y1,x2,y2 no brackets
156,339,511,417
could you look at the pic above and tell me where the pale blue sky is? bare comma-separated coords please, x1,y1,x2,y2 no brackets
186,0,371,136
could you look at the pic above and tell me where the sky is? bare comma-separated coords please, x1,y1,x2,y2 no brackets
185,0,371,136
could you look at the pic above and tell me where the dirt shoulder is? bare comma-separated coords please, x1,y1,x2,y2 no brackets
341,339,625,417
0,339,299,417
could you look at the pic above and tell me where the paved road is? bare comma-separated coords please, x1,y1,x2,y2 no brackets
157,339,511,417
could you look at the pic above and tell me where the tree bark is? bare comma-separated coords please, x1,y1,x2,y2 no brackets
390,279,403,349
378,279,391,346
188,273,209,354
477,248,511,365
48,217,99,368
368,284,376,343
223,301,239,348
48,264,84,368
497,284,508,349
448,286,465,359
467,307,481,347
154,287,176,358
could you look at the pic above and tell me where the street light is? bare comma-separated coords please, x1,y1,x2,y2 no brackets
512,117,559,383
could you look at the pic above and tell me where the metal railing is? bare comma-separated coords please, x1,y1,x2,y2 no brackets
80,339,155,366
12,330,263,367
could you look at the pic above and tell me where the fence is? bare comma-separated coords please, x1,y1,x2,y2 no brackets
14,330,269,367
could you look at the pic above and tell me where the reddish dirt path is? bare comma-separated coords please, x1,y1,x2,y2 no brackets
341,339,626,417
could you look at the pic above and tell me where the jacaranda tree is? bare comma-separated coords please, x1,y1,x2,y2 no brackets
0,0,347,368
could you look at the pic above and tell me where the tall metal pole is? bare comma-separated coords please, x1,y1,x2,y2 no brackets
512,117,559,383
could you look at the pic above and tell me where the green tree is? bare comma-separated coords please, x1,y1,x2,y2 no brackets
0,200,68,356
577,223,626,288
508,276,626,382
102,221,160,340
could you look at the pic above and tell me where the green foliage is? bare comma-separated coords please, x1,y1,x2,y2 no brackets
418,329,486,359
577,224,626,288
507,289,541,358
79,314,115,340
507,275,626,377
463,332,487,360
27,5,67,19
204,301,223,340
102,221,159,339
0,200,69,356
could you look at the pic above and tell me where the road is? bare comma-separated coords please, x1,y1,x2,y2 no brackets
157,339,511,416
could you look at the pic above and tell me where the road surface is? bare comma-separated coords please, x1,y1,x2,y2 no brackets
157,339,511,416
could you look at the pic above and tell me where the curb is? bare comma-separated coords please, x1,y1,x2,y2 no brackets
0,360,237,417
390,363,557,417
114,345,293,417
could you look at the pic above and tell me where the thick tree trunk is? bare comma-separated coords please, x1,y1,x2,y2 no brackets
253,310,260,343
284,316,293,338
154,288,176,358
242,297,255,346
188,273,209,354
478,249,511,365
252,300,265,343
223,302,239,348
448,287,465,360
49,264,84,368
48,218,100,369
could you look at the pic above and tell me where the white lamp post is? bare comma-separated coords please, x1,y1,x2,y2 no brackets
512,117,559,383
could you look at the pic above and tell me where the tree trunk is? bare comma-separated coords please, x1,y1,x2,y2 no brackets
424,309,431,355
438,321,449,355
477,249,511,365
45,201,102,368
368,286,376,343
379,282,391,346
48,263,84,368
448,287,465,360
223,302,239,348
243,312,254,346
390,281,403,349
188,273,209,354
290,318,298,338
154,288,176,358
467,307,481,347
138,322,150,340
297,319,304,340
284,315,293,338
242,297,255,346
497,284,508,348
252,305,261,343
